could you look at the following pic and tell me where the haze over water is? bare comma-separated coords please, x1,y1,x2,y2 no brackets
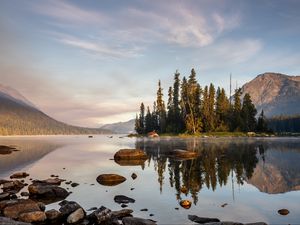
0,135,299,224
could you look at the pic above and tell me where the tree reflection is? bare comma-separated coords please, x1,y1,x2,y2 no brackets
135,138,260,204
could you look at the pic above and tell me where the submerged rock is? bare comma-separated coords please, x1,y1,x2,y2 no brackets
114,195,135,204
96,174,126,186
122,217,157,225
188,215,220,223
10,172,29,179
114,149,148,160
278,209,289,215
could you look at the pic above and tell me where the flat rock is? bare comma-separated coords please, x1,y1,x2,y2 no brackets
0,145,17,155
67,208,85,224
45,209,61,220
2,199,41,220
278,208,289,215
111,209,133,218
122,217,157,225
28,183,69,203
96,174,126,186
114,195,135,204
188,215,220,223
0,217,31,225
2,180,25,193
114,149,148,160
10,172,29,179
32,178,65,185
18,211,46,223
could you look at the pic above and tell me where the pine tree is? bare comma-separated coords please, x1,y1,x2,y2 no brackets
232,88,242,131
134,114,140,134
241,93,257,132
166,86,174,132
216,87,230,131
257,110,268,132
202,86,209,132
207,83,216,131
173,70,182,133
138,102,145,134
156,80,167,133
145,106,153,133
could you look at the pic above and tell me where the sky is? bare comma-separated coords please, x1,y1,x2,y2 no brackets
0,0,300,127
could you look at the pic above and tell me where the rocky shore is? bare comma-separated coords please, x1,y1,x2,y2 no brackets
0,148,274,225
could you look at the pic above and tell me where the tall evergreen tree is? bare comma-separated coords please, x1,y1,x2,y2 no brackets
232,88,242,131
145,106,153,133
173,70,182,133
241,93,257,132
135,102,145,134
207,83,216,131
257,110,268,132
156,80,167,133
202,86,210,132
216,87,230,131
166,86,174,132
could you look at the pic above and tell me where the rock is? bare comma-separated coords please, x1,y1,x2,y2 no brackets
131,173,137,180
0,216,31,225
71,182,79,187
9,172,29,179
28,183,69,203
122,217,157,225
32,178,65,185
67,208,85,224
221,203,228,207
114,195,135,204
140,208,148,211
88,136,93,138
188,215,220,223
88,206,112,224
87,207,97,211
114,149,148,160
2,199,42,220
0,179,10,185
147,131,159,138
45,209,61,220
121,204,128,208
278,208,289,215
2,180,25,193
245,223,268,225
20,192,29,197
18,211,46,223
130,188,135,191
180,200,192,209
0,145,17,155
59,201,82,217
172,149,198,159
37,202,46,211
96,174,126,186
149,214,154,217
111,209,133,218
0,192,10,200
115,158,147,166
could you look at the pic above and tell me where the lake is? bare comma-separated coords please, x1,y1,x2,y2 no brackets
0,135,299,224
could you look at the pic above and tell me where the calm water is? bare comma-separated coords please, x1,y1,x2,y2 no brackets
0,135,300,224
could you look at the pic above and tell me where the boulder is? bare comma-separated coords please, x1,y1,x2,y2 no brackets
32,178,65,185
9,172,29,179
96,174,126,186
0,217,31,225
114,195,135,204
188,215,220,223
45,209,61,220
114,158,147,166
2,180,25,193
67,208,85,224
114,149,148,160
122,217,157,225
18,211,46,223
88,206,112,224
59,201,82,217
0,145,17,155
28,183,69,203
0,192,10,200
111,209,133,218
131,173,137,180
278,209,289,215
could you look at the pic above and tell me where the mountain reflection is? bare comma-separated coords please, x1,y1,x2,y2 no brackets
135,138,300,201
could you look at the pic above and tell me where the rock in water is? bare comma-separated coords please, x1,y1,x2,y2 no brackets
131,173,137,180
18,211,46,223
2,180,25,193
2,199,41,219
278,209,289,215
59,201,82,217
114,195,135,204
111,209,133,219
114,149,148,160
180,200,192,209
188,215,220,223
0,216,31,225
45,209,61,220
122,217,157,225
28,183,69,203
96,174,126,186
10,172,29,179
67,208,85,224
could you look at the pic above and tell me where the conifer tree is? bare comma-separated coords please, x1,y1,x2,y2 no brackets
216,87,230,131
241,93,257,131
166,86,174,132
173,70,182,133
156,80,167,133
257,110,268,132
145,106,153,133
232,88,242,131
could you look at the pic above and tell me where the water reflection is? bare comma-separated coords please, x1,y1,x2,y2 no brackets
135,138,300,200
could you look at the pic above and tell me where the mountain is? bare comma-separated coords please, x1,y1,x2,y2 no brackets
101,119,135,134
0,84,110,135
241,72,300,116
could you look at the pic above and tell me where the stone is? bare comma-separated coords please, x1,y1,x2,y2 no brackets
0,216,31,225
71,182,79,187
0,145,17,155
172,149,198,159
0,179,10,185
20,192,29,197
0,192,10,200
114,195,135,204
45,209,61,220
180,200,192,209
67,208,85,224
32,178,65,185
96,174,126,186
131,173,137,180
37,202,46,211
18,211,46,223
188,215,220,223
2,199,40,219
87,207,98,211
221,203,228,207
2,180,25,193
9,172,29,179
278,208,289,215
111,209,133,218
122,217,157,225
140,208,148,211
28,183,69,203
114,149,148,160
88,206,112,224
121,204,128,208
59,201,82,217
